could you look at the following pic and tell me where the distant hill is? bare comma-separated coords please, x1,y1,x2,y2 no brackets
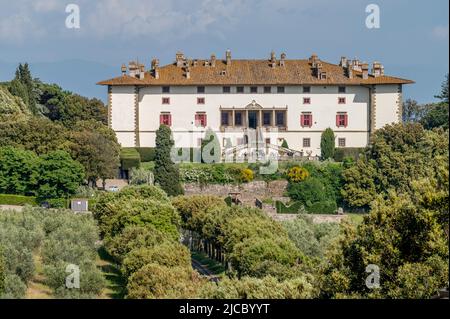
0,85,30,115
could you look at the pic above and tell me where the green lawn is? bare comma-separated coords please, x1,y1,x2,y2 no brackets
191,251,226,275
345,213,367,225
97,247,127,299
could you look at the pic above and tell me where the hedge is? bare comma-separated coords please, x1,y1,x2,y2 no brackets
0,194,37,206
333,147,365,162
306,200,337,214
275,201,305,214
120,148,141,170
136,148,156,162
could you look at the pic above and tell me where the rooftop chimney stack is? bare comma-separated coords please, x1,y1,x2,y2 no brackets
128,61,145,79
176,51,185,67
309,54,319,66
184,65,191,79
210,54,216,67
361,63,369,80
351,59,362,72
347,60,354,79
270,51,277,68
372,61,384,77
121,64,127,75
280,53,286,67
339,56,348,68
151,59,160,79
226,50,232,66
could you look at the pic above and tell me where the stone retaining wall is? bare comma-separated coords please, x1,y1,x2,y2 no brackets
184,180,288,202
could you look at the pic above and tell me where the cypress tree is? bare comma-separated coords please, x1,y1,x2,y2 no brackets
320,128,335,160
154,125,184,196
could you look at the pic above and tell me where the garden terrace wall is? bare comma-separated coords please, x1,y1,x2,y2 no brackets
183,180,288,202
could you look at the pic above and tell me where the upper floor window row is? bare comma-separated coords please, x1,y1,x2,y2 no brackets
160,86,346,94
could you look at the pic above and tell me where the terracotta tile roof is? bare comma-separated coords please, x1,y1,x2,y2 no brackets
97,59,414,86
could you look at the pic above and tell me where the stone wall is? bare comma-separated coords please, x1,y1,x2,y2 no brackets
183,180,288,203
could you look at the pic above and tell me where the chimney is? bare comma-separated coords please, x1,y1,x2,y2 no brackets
151,59,160,79
121,64,127,76
270,51,277,68
176,51,185,67
339,56,348,68
352,59,362,72
347,61,354,79
313,61,323,79
226,50,231,66
210,54,216,67
129,61,145,79
372,61,384,77
361,63,369,80
309,53,319,66
184,66,191,79
280,53,286,67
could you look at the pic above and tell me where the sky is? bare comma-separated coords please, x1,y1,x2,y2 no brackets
0,0,448,103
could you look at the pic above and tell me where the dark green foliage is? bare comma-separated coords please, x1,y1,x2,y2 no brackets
288,177,330,205
281,139,289,149
35,150,85,201
8,64,38,115
306,201,337,214
333,147,365,162
120,148,141,170
136,147,156,162
420,102,449,130
342,123,448,208
434,73,449,103
320,128,335,160
0,147,38,195
154,125,183,196
275,201,305,214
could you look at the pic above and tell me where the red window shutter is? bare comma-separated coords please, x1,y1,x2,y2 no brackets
160,114,164,125
309,114,313,127
195,114,199,126
168,114,172,126
344,114,348,127
204,114,207,127
336,114,340,127
300,114,305,127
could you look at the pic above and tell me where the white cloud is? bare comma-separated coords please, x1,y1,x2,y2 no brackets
0,13,46,43
432,25,449,40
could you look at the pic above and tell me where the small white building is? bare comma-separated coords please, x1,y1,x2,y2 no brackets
98,51,413,157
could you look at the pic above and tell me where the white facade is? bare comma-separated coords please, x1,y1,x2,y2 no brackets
108,84,402,157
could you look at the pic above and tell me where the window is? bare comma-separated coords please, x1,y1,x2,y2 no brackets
250,86,258,93
264,86,272,94
263,112,272,126
338,138,346,147
162,97,170,105
303,97,311,105
237,86,244,93
277,86,285,94
160,113,172,126
338,97,346,104
197,97,205,105
301,113,313,127
197,86,205,93
303,138,311,148
223,86,231,94
221,112,229,126
235,112,243,126
303,86,311,93
338,86,346,93
275,111,285,126
195,113,207,127
162,86,170,93
336,113,348,127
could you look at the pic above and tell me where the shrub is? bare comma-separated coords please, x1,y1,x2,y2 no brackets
104,225,171,263
0,147,38,196
239,168,254,183
306,201,337,214
0,274,27,299
126,263,204,299
333,148,364,162
121,242,191,279
275,201,306,214
0,247,5,295
286,167,309,183
129,167,154,185
120,148,141,170
0,194,37,206
287,177,329,205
